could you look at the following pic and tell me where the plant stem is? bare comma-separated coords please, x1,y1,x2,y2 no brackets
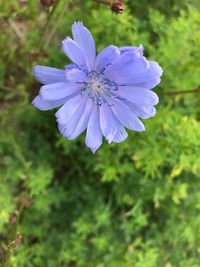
95,0,115,6
43,0,74,49
7,18,25,43
42,0,61,41
161,86,200,96
96,0,111,5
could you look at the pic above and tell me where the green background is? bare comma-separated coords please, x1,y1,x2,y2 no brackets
1,0,200,266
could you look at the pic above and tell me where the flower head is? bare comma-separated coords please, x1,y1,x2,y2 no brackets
32,22,163,153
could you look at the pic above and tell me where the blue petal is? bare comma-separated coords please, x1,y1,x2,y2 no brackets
119,60,162,86
117,86,159,105
124,100,156,119
55,94,82,125
66,69,88,83
135,78,161,89
99,103,128,143
104,51,149,84
32,95,67,111
99,103,118,144
62,37,86,67
95,45,120,73
111,98,145,132
85,105,102,153
72,22,96,71
58,95,88,139
39,82,82,101
34,66,66,84
131,61,163,85
67,98,94,140
113,123,128,143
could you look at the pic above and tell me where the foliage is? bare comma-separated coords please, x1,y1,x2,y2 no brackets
0,0,200,266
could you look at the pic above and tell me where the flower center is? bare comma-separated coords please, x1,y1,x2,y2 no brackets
84,71,118,105
88,75,106,95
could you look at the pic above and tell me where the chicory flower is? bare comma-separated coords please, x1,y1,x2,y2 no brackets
32,22,163,153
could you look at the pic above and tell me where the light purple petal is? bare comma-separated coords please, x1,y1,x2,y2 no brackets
34,66,66,84
62,37,86,67
66,69,88,83
99,103,118,143
95,45,120,73
117,86,159,105
67,98,94,140
58,95,88,139
85,105,102,153
59,97,93,140
104,51,149,84
124,100,156,119
99,103,128,143
112,60,162,86
111,98,145,132
55,94,82,125
72,22,96,71
113,123,128,143
129,61,163,86
135,78,161,89
32,95,67,111
39,82,82,101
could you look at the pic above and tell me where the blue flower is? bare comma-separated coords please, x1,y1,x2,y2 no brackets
32,22,163,153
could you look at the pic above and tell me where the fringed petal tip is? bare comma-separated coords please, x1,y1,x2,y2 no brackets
138,44,144,55
72,21,96,71
72,21,83,27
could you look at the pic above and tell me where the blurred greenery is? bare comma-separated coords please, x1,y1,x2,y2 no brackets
0,0,200,266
